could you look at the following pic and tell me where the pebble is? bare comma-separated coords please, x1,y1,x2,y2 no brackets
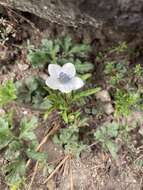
39,73,48,81
23,110,28,115
103,103,114,115
0,108,5,116
44,6,48,10
18,63,29,71
96,90,111,102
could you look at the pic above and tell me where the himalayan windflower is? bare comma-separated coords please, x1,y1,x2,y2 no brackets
45,63,84,93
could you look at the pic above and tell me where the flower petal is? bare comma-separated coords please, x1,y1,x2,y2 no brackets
58,77,84,93
59,83,73,93
48,64,61,77
70,77,84,90
62,63,76,78
45,77,60,90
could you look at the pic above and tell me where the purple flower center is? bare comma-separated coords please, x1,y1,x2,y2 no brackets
58,72,71,83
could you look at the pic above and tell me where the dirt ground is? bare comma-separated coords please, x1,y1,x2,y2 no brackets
0,5,143,190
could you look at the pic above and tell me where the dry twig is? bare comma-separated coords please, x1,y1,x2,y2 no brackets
27,161,39,190
70,159,74,190
26,124,60,167
63,157,69,177
43,155,70,184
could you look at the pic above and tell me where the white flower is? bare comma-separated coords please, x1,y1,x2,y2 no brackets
45,63,84,93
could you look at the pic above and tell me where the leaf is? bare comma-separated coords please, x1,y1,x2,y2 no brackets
42,39,54,51
75,61,94,73
94,129,105,142
63,36,72,53
106,141,118,159
69,44,91,55
4,141,21,161
0,81,17,106
115,90,140,116
106,122,119,138
73,87,101,101
94,122,119,159
21,131,37,142
62,110,69,124
64,141,87,158
27,50,48,68
38,98,52,109
135,158,143,168
4,160,26,186
53,135,61,145
10,184,20,190
7,110,14,129
80,73,92,81
43,106,55,120
26,150,48,162
20,116,38,133
19,116,38,141
94,122,119,143
29,141,39,151
0,118,13,150
25,77,39,92
16,77,47,106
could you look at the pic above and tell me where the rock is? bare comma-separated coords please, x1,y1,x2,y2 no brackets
18,63,29,71
96,90,111,102
1,0,143,43
23,110,28,115
121,111,143,128
127,111,143,126
103,103,114,115
0,108,5,116
39,73,48,81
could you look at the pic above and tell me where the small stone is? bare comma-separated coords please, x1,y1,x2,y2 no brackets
127,111,143,127
96,90,111,102
44,6,48,10
18,63,29,71
0,108,5,116
103,103,114,115
23,110,28,115
39,73,48,81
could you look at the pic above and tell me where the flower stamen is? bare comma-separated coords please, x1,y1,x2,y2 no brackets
58,72,71,83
